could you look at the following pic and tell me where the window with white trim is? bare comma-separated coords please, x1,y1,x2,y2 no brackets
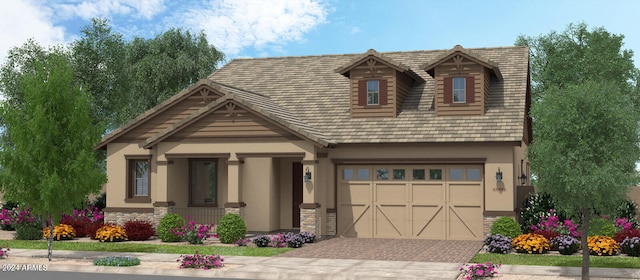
453,77,466,103
367,80,379,105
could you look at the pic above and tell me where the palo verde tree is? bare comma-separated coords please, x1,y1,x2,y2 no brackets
0,50,107,261
528,81,640,279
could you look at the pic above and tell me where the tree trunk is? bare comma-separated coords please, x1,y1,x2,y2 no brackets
581,208,590,280
47,216,53,262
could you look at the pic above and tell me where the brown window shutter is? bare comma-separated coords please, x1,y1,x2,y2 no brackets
466,76,475,103
358,80,366,106
443,77,453,104
379,79,388,105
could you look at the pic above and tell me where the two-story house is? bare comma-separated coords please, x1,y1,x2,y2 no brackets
95,45,532,240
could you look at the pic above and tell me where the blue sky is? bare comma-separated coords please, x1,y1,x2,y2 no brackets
1,0,639,68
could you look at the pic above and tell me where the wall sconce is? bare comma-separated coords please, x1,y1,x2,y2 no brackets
518,173,528,186
304,167,312,183
495,168,503,183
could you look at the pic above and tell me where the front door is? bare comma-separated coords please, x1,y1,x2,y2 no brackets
292,162,303,228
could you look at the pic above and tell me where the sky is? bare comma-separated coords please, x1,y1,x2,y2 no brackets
1,0,640,68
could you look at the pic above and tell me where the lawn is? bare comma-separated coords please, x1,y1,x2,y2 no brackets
0,240,292,256
471,253,640,269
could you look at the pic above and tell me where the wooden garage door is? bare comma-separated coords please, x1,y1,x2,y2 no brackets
337,165,484,240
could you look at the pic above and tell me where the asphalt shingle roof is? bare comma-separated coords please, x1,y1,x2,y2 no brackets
207,46,529,144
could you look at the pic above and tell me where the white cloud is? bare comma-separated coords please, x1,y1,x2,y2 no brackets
350,27,361,34
57,0,166,20
0,0,67,66
181,0,328,56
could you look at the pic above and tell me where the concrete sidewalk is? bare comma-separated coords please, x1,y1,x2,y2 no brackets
3,249,640,280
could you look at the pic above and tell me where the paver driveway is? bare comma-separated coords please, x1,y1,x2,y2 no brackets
278,237,483,263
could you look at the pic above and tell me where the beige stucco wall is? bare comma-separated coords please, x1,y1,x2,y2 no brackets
242,158,281,231
105,143,153,209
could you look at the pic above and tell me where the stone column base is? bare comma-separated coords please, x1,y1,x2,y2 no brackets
300,203,321,235
224,202,246,218
326,209,336,236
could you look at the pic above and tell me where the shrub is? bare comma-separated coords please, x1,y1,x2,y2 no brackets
87,221,104,240
551,235,580,255
95,224,127,242
512,233,550,254
490,216,521,239
620,237,640,257
459,262,501,280
0,247,9,258
483,234,512,254
299,231,316,243
124,220,155,241
93,256,140,267
284,232,304,248
614,228,640,243
270,233,286,248
587,235,619,256
60,215,90,237
589,217,615,237
519,192,556,232
216,213,246,244
170,217,213,244
43,224,76,240
615,199,638,226
177,251,224,269
15,223,42,240
233,238,251,246
0,204,18,231
89,193,106,211
157,213,185,242
253,235,271,247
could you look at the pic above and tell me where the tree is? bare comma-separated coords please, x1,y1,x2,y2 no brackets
71,18,130,131
516,22,639,102
0,51,107,261
528,81,640,279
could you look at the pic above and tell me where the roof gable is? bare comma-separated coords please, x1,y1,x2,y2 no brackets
95,80,227,150
140,84,334,149
421,45,503,80
335,49,425,82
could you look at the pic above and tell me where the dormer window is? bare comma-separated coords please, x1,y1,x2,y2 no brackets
453,77,466,103
367,80,379,105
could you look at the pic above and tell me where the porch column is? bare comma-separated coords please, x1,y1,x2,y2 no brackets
224,156,246,217
300,158,321,235
153,158,175,226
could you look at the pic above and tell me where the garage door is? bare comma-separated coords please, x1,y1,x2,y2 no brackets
337,165,484,240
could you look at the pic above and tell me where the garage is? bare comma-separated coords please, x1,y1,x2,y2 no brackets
337,165,484,240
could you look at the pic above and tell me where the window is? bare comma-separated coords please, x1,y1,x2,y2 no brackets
453,77,466,103
367,80,379,105
343,169,354,180
357,168,370,180
393,169,406,180
449,168,464,180
126,155,151,203
376,168,389,180
412,169,426,180
190,159,218,206
467,168,482,181
429,169,443,180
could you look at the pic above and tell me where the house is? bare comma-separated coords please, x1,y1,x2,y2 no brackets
95,45,532,240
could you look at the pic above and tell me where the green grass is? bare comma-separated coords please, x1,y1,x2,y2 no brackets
0,240,292,256
471,253,640,269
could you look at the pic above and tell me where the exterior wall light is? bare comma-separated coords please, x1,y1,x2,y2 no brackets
304,167,312,183
495,168,503,183
519,173,528,186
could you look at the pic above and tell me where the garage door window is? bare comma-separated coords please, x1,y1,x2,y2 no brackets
429,169,443,180
449,168,464,180
357,168,370,180
343,169,354,180
412,169,426,180
376,168,389,180
467,168,482,180
393,169,405,180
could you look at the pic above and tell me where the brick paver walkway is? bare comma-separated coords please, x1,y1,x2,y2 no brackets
278,237,483,263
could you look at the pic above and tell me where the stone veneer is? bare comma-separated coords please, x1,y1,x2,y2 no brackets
300,208,321,235
325,211,336,235
224,207,245,218
483,216,498,236
104,210,155,226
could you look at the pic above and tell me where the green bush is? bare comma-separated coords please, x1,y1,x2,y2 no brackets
614,199,638,226
216,213,247,244
157,213,184,242
589,217,615,237
15,223,43,240
93,256,140,267
491,216,522,238
519,192,556,232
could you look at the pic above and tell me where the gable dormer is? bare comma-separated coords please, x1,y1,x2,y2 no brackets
336,49,424,118
422,45,502,116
